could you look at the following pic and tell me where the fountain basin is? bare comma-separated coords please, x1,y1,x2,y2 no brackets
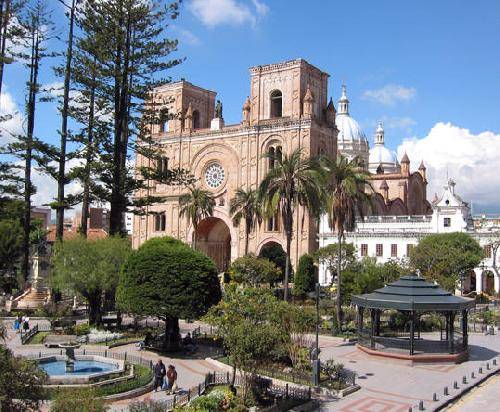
37,355,125,385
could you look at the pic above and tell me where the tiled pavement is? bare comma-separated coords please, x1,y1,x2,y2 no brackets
3,318,499,411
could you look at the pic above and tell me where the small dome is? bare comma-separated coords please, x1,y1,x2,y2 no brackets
369,145,399,173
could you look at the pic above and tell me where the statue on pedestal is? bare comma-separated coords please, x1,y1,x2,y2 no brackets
215,100,223,119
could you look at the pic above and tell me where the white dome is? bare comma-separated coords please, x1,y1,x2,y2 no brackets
368,145,399,173
335,114,368,144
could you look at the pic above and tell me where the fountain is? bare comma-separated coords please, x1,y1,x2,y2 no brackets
58,342,80,373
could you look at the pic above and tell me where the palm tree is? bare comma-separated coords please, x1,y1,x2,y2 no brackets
322,154,371,331
259,148,325,301
229,188,263,255
179,186,215,249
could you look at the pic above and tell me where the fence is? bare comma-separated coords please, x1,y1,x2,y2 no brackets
149,371,312,411
20,322,52,345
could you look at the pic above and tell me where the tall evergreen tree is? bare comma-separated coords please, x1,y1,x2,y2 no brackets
0,0,25,97
6,0,57,280
76,0,184,235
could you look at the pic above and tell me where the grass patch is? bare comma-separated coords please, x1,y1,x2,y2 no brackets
93,336,143,346
25,331,50,345
43,363,152,399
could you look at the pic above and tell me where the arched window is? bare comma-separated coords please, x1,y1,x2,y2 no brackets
159,109,169,133
192,110,200,129
157,156,169,174
268,147,275,170
276,146,282,162
154,212,166,231
267,212,280,232
270,90,282,118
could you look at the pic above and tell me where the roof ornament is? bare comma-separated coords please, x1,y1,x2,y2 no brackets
375,121,384,145
338,84,349,115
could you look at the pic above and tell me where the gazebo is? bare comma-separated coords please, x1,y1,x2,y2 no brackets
352,275,475,363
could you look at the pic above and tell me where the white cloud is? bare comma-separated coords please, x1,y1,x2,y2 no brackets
398,122,500,208
381,116,416,131
0,89,24,145
171,26,201,46
362,84,416,106
188,0,268,27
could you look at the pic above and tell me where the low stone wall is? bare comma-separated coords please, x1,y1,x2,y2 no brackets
37,355,125,385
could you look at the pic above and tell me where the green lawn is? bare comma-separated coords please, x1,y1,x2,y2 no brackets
25,331,50,345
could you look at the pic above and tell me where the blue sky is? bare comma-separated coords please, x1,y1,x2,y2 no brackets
2,0,500,212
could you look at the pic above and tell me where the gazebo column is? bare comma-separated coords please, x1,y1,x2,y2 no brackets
409,311,415,356
357,306,364,336
449,312,456,353
461,309,468,348
370,309,376,349
374,309,381,336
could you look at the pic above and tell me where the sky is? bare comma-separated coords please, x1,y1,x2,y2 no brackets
2,0,500,215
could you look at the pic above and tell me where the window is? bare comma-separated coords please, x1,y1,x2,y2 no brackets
270,90,282,118
267,213,279,231
376,244,383,257
360,244,368,257
268,147,275,170
154,213,166,232
192,110,200,129
391,244,398,257
159,109,169,133
444,217,451,227
268,145,282,170
484,245,492,258
406,244,414,256
157,156,169,174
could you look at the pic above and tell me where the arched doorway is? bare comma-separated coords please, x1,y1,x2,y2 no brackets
482,271,495,295
258,241,289,281
195,217,231,273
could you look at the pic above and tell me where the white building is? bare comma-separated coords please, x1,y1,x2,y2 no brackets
319,179,500,294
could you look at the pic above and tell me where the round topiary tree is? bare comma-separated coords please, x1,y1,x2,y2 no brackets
293,254,316,299
117,236,221,351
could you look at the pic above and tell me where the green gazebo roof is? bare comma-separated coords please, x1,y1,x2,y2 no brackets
351,275,475,311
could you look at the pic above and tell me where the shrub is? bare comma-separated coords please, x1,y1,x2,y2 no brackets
293,254,316,299
50,389,107,412
74,323,91,336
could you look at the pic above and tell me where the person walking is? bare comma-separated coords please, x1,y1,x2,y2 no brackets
153,359,166,392
166,364,178,394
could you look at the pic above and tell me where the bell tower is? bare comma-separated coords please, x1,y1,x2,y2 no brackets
248,59,329,124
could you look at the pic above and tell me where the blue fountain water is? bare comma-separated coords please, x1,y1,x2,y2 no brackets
39,360,118,376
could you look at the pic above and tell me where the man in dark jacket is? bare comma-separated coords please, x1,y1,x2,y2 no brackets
153,359,166,392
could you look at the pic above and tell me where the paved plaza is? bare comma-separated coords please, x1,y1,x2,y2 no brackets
444,373,500,412
3,318,499,411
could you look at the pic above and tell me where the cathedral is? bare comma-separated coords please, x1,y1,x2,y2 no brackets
132,59,429,271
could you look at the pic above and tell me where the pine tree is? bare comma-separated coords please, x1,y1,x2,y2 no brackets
0,0,25,97
75,0,186,236
6,0,57,280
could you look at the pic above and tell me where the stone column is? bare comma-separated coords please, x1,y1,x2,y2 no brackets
474,268,483,293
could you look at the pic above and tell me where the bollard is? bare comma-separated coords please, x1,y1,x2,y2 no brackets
479,367,483,374
444,386,449,396
471,372,475,379
453,381,459,389
463,376,467,384
418,400,424,411
433,393,438,401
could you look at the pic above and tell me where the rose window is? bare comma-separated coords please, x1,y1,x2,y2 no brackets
205,163,225,189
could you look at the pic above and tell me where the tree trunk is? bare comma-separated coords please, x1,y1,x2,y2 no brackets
163,316,180,352
0,0,10,98
245,225,250,256
22,27,40,281
284,231,292,301
88,293,102,326
79,78,96,237
336,230,343,332
55,0,76,241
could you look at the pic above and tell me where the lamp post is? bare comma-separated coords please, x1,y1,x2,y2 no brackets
311,282,321,386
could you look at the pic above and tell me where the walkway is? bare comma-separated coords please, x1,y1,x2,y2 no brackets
444,372,500,412
2,319,227,412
